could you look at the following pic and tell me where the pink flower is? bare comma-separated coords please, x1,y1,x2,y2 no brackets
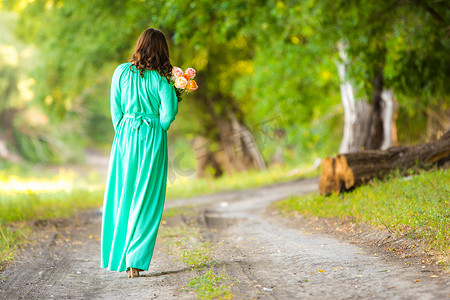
185,68,196,79
172,67,183,78
175,76,188,89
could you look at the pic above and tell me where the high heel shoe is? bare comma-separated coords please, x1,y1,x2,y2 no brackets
126,267,142,278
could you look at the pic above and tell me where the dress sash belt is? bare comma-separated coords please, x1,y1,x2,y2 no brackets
123,113,160,140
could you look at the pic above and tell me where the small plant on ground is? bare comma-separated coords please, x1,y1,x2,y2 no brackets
180,242,214,268
159,218,235,299
160,225,214,268
187,268,233,300
0,224,30,266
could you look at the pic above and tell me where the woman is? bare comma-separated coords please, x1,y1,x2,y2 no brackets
101,28,178,278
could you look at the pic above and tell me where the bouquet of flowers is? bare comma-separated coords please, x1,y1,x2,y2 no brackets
171,67,198,102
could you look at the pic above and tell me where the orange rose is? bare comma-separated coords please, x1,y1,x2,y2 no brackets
187,80,198,91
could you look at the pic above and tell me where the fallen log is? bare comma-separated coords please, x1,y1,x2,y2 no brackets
319,130,450,195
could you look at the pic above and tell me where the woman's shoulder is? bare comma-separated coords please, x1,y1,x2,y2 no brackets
112,63,132,79
115,62,132,72
112,62,130,75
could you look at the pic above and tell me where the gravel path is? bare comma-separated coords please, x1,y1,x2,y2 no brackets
1,178,448,299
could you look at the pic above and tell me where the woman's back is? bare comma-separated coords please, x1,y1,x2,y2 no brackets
111,62,177,133
116,62,162,115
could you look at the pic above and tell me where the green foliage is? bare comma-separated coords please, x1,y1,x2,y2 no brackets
276,169,450,256
2,0,448,164
0,11,86,163
0,11,21,112
154,0,344,160
14,1,135,116
320,0,450,102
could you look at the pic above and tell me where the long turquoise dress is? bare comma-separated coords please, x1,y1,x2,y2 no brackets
101,62,178,272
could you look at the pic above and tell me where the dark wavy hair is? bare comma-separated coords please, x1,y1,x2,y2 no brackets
129,28,172,82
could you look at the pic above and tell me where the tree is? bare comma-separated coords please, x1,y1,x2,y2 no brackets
321,0,450,152
12,0,269,174
4,0,448,169
153,0,268,175
0,11,35,162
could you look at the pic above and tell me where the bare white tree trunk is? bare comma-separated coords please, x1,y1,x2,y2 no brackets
380,89,398,150
337,41,355,154
337,41,371,153
336,42,397,153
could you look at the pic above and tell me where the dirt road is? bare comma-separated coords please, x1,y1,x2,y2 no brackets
1,178,449,299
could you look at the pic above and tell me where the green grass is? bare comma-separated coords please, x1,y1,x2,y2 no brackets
166,164,318,199
0,224,31,270
276,168,450,259
159,214,235,299
0,189,103,224
0,187,104,265
187,269,233,300
0,170,104,266
159,225,213,268
162,205,197,220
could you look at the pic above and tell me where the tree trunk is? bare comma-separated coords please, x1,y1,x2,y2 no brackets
337,42,371,153
212,111,265,174
319,129,450,195
336,42,398,153
364,67,384,150
426,102,450,141
192,135,225,178
193,93,266,177
191,60,266,177
0,109,22,163
380,90,398,150
228,112,266,170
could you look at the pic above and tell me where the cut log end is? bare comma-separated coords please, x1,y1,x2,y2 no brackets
319,131,450,195
319,157,340,195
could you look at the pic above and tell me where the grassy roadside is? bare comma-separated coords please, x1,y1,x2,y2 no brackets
0,189,103,268
0,171,104,268
160,207,235,299
165,164,318,199
0,223,30,270
275,168,450,263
